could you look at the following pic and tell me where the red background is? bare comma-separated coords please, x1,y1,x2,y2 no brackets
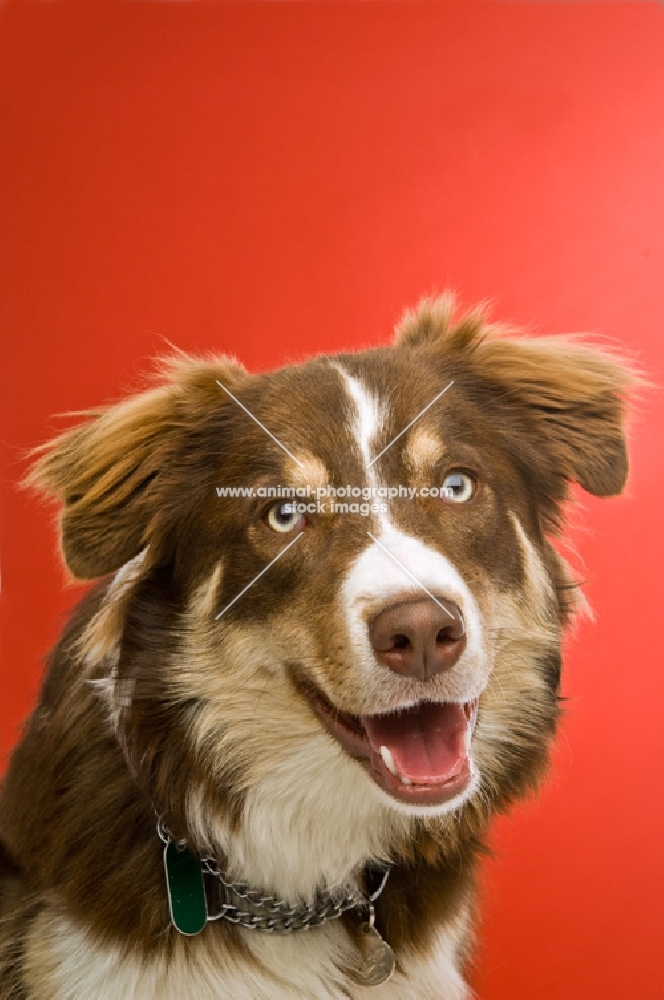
1,3,663,997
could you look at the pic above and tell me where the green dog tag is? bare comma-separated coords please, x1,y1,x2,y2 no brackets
164,840,208,936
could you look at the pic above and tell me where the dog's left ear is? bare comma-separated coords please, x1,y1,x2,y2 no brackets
467,334,638,498
25,352,249,579
396,295,644,499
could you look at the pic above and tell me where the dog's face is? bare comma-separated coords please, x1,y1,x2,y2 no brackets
31,297,633,893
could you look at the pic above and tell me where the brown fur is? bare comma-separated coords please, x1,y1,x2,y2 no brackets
0,295,641,998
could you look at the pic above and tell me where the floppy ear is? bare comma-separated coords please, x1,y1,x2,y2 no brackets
26,352,248,579
397,294,643,501
469,335,637,498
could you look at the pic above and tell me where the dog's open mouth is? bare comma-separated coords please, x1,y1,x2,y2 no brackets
296,675,479,806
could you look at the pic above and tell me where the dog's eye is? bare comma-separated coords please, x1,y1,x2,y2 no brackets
441,471,476,503
266,501,306,533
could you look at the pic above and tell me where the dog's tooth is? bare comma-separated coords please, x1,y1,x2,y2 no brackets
464,699,479,731
380,745,399,777
379,746,414,785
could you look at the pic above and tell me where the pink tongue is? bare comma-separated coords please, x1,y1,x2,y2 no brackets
361,702,469,783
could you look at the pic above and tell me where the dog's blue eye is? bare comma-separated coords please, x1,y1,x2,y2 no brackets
441,472,475,503
266,501,305,533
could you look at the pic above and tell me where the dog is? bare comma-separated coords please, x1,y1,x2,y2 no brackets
0,294,637,998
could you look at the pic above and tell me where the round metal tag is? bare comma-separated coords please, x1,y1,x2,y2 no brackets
348,923,396,987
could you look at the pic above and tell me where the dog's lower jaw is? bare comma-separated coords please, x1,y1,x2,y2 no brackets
292,671,481,810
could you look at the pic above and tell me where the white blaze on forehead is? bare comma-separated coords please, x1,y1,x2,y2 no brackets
331,363,383,470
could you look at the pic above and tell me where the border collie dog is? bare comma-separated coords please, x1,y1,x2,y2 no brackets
0,296,637,998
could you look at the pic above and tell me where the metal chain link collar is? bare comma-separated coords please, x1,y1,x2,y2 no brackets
157,817,391,935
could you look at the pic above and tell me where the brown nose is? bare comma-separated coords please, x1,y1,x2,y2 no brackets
369,598,466,681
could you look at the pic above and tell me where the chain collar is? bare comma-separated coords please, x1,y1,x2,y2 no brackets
158,818,391,935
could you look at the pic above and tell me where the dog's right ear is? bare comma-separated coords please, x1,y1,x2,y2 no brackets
26,353,249,580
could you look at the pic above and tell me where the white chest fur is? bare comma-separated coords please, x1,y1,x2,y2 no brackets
24,907,470,1000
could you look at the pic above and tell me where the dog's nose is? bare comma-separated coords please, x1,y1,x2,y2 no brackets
369,598,466,681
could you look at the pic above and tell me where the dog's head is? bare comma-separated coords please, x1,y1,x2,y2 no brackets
29,296,637,895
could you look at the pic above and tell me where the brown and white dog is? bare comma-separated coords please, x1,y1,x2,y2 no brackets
0,295,637,998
